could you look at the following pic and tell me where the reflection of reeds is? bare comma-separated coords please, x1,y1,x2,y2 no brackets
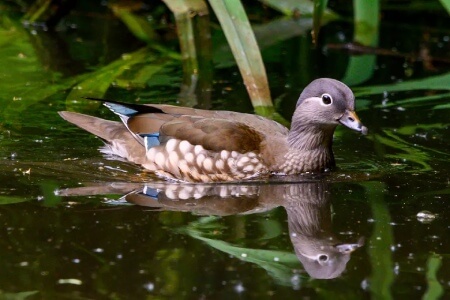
364,182,394,300
161,0,212,108
8,1,450,118
15,0,340,121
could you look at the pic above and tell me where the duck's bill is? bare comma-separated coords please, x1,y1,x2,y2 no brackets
335,242,363,254
335,237,365,254
338,110,368,135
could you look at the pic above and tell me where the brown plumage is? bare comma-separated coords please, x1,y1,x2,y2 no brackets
59,78,368,182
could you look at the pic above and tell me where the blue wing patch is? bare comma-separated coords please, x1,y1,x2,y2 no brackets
104,102,139,117
143,185,159,199
142,133,160,151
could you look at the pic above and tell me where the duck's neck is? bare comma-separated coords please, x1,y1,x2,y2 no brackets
287,122,337,151
271,122,337,175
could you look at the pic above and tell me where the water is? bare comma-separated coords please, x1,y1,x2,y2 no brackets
0,3,449,299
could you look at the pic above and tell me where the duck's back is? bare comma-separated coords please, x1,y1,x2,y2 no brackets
126,105,289,182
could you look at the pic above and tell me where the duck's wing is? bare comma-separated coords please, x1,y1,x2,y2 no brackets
88,99,286,152
150,104,289,136
159,115,265,153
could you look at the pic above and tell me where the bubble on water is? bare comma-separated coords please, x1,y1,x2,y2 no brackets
291,274,301,290
394,264,400,275
361,278,370,290
58,278,82,285
143,282,154,292
234,282,245,293
416,211,437,223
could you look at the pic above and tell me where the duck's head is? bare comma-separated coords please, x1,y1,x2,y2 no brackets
291,78,368,136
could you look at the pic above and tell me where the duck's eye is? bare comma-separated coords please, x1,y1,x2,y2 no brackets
318,254,329,262
321,93,333,105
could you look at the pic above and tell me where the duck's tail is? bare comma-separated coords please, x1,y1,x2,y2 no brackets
58,111,147,164
58,111,126,142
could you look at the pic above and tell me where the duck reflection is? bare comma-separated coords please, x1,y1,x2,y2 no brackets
280,184,364,279
59,180,363,279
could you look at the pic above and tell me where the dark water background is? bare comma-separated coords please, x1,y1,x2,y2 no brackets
0,2,449,299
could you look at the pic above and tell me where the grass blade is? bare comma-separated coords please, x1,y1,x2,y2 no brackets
312,0,329,43
208,0,273,110
110,3,159,43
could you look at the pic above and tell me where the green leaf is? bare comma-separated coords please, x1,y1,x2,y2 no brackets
341,0,379,85
258,219,283,240
115,63,171,89
438,0,450,14
0,290,38,300
353,0,380,46
65,48,154,101
0,14,73,117
372,92,450,110
40,181,62,207
180,216,301,286
433,102,450,110
396,123,449,136
342,55,377,86
423,254,444,300
370,130,432,172
0,195,29,205
355,72,450,96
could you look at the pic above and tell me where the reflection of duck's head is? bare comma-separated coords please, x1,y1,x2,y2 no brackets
293,237,364,279
283,183,364,279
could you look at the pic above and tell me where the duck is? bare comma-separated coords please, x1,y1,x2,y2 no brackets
59,78,368,182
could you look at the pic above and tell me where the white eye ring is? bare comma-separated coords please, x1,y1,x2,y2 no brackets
318,254,329,262
321,93,333,105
